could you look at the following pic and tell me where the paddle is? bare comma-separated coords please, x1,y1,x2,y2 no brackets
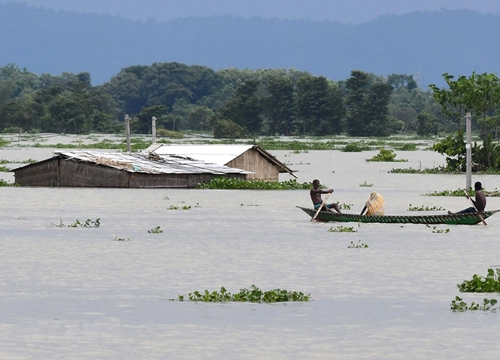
464,189,487,225
311,192,332,222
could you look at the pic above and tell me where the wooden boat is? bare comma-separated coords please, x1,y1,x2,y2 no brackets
296,206,499,225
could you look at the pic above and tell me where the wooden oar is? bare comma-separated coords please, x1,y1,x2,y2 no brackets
464,190,487,225
311,192,332,222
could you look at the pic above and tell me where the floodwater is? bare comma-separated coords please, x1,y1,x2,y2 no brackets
1,139,500,359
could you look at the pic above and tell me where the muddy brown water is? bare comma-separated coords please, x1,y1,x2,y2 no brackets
1,139,500,359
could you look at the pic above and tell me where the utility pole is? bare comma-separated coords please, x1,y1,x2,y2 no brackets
125,114,131,153
465,112,472,190
152,116,157,144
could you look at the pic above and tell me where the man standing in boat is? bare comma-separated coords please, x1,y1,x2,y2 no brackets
448,181,486,214
310,179,342,213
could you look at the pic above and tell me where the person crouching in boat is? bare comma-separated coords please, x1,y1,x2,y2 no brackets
360,191,385,216
448,181,486,214
310,179,342,213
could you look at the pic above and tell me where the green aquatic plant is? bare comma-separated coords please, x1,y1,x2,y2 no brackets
348,240,369,248
450,296,498,311
339,203,353,210
392,143,418,151
423,188,475,197
341,142,371,152
328,226,357,233
148,226,163,234
0,166,10,172
178,285,310,303
167,205,192,210
0,179,19,187
359,181,373,187
408,204,445,211
366,148,407,162
197,178,314,190
457,268,500,293
51,218,101,228
426,225,450,233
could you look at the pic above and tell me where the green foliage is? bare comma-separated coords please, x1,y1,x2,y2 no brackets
295,75,343,135
431,130,467,171
0,166,10,172
348,240,369,248
156,128,184,138
450,296,498,311
167,205,191,210
416,112,437,136
345,70,393,137
339,203,353,210
328,226,357,233
212,119,247,138
407,204,445,211
258,140,338,151
423,188,474,196
0,179,19,186
197,178,313,190
367,148,407,162
392,143,418,151
341,142,371,152
148,226,163,234
178,285,310,303
457,268,500,293
389,166,447,174
0,138,8,147
426,225,450,233
359,181,373,187
51,218,101,228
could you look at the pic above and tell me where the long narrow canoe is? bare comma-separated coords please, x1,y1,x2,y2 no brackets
296,206,499,225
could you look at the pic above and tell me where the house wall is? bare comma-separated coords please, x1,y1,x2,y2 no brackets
227,149,279,181
13,158,60,186
59,160,129,187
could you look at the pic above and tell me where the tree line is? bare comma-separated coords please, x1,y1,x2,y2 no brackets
0,62,495,138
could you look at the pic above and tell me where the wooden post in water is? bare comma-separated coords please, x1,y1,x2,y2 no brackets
152,116,157,144
125,114,131,153
465,112,472,190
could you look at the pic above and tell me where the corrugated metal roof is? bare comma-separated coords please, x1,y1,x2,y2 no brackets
144,144,255,166
54,151,252,175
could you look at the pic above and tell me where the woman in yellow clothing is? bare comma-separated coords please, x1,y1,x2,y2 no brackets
360,191,385,216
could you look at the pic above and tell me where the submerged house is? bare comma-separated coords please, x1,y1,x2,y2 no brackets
145,144,295,181
11,150,251,188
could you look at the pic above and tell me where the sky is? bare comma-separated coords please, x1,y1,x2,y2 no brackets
1,0,500,24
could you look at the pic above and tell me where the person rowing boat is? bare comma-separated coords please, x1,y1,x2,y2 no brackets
310,179,342,213
448,181,486,214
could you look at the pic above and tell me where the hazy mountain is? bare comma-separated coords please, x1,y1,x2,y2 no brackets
1,3,499,86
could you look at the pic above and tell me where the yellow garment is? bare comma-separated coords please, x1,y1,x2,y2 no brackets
366,192,385,216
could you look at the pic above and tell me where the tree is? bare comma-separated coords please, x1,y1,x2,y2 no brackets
186,106,214,132
416,112,437,136
345,70,392,136
345,70,369,136
213,119,247,138
132,105,168,133
365,81,393,136
295,76,343,135
430,72,500,167
220,79,263,134
264,75,295,135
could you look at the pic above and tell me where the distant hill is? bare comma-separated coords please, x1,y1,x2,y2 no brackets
1,3,499,86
